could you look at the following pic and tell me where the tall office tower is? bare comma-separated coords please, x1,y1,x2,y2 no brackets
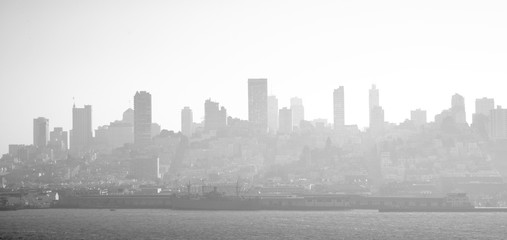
123,108,134,124
369,85,379,111
490,106,507,140
410,109,427,127
475,98,494,117
248,78,268,131
369,85,380,128
278,107,293,134
473,98,495,138
71,105,92,154
204,99,227,131
181,107,193,137
267,96,279,133
290,97,304,129
49,127,68,151
333,86,345,129
370,106,385,132
134,91,152,148
33,117,49,148
451,93,467,124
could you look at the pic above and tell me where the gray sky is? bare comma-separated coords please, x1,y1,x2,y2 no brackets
1,0,507,153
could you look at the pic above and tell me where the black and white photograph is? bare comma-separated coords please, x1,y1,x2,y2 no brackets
1,1,507,239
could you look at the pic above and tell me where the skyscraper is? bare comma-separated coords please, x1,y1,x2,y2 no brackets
333,86,345,129
370,106,385,133
71,105,92,154
49,127,68,151
134,91,152,148
248,78,268,131
204,99,227,131
475,98,494,117
267,96,278,133
451,93,466,124
490,106,507,140
290,97,304,129
279,107,292,134
369,84,379,111
410,109,427,127
181,107,193,137
369,85,380,128
33,117,49,148
473,98,495,138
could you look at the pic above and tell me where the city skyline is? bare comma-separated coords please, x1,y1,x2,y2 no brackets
4,81,507,154
2,1,507,154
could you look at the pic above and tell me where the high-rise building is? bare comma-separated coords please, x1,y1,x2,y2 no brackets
410,109,427,127
71,105,92,154
33,117,49,148
369,85,379,111
267,96,278,133
290,97,304,129
333,86,345,129
490,106,507,140
204,99,227,131
248,78,268,130
451,93,466,124
370,106,385,133
369,85,380,128
473,98,495,139
475,98,494,117
134,91,152,148
123,108,134,124
49,127,68,151
181,107,193,137
278,107,292,134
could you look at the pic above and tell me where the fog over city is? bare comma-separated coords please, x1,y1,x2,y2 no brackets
3,1,507,239
2,1,507,154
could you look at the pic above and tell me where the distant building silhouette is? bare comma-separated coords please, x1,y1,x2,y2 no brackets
123,108,134,125
279,107,292,134
134,91,152,148
248,78,268,131
290,97,304,129
49,127,68,151
475,98,494,117
204,99,227,131
181,107,193,137
490,106,507,140
333,86,345,129
451,93,467,125
369,85,379,128
410,109,427,127
267,96,279,133
33,117,49,148
108,120,134,149
369,84,379,111
370,106,384,133
71,105,92,155
473,98,495,138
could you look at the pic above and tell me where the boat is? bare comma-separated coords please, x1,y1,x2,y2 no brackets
377,193,507,212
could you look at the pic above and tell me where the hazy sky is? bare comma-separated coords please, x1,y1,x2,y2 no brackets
1,0,507,154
